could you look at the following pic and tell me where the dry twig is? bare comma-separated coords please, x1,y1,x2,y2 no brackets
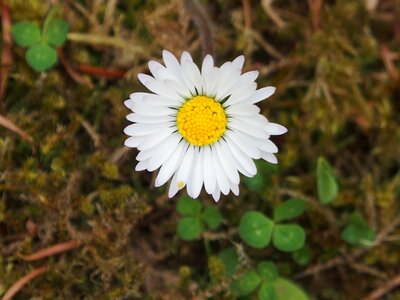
0,114,34,144
362,273,400,300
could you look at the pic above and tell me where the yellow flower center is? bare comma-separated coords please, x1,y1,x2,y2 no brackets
177,96,227,146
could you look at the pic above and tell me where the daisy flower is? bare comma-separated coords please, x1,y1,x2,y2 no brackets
124,50,287,201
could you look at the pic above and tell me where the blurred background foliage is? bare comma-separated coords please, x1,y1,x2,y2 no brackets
1,0,400,299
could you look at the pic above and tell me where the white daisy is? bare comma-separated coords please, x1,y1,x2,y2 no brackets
124,50,287,202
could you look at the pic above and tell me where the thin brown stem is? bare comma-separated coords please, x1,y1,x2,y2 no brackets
2,265,48,300
20,240,80,261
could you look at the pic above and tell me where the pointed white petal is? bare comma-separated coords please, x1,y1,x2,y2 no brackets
126,113,174,124
212,189,221,202
212,146,230,195
124,122,174,136
226,104,260,117
155,141,188,187
147,133,182,171
137,127,176,151
261,152,278,164
187,147,204,198
258,139,278,153
266,123,288,135
176,145,195,187
224,134,257,176
232,55,245,70
135,159,148,171
225,130,261,159
124,136,144,148
203,146,216,194
223,83,257,107
244,86,276,104
180,51,193,64
229,118,267,140
215,141,240,185
201,54,214,75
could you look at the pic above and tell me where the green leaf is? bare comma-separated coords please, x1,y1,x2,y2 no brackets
239,211,274,248
177,217,203,241
341,213,376,247
43,19,69,47
292,247,311,266
274,198,306,222
272,224,305,252
218,248,239,276
274,278,309,300
257,261,279,281
202,206,223,230
243,172,265,192
176,196,202,216
317,157,338,204
25,44,57,72
230,270,261,296
11,21,41,47
258,282,276,300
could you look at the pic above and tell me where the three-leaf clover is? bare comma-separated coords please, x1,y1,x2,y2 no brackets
176,196,223,241
230,261,309,300
239,202,307,252
11,15,69,72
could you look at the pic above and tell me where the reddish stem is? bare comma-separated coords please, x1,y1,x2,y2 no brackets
20,240,80,261
78,64,126,79
0,3,12,105
2,265,48,300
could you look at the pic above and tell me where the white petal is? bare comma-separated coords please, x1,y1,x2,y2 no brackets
180,51,193,64
232,55,245,70
215,141,240,185
155,141,188,187
147,133,182,171
201,54,214,75
124,99,134,110
244,86,276,104
182,61,203,94
187,147,204,198
262,152,278,164
212,147,230,195
203,146,216,195
142,94,181,107
266,123,288,135
212,189,221,202
162,50,182,81
124,122,174,137
258,139,278,153
226,104,260,116
162,79,191,99
215,69,241,100
131,101,174,116
229,182,240,196
223,83,257,107
220,71,259,99
176,145,195,187
148,61,172,81
137,127,176,151
229,118,267,140
224,134,257,176
225,130,261,159
126,113,174,124
168,172,180,198
124,136,144,148
135,159,148,171
236,114,269,131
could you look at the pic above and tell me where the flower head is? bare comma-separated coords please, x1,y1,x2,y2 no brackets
124,50,287,201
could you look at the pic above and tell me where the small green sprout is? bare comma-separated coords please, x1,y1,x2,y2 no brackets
317,157,338,204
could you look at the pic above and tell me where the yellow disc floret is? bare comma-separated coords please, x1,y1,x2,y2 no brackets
177,96,227,146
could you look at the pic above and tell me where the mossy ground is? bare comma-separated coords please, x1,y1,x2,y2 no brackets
1,0,400,299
